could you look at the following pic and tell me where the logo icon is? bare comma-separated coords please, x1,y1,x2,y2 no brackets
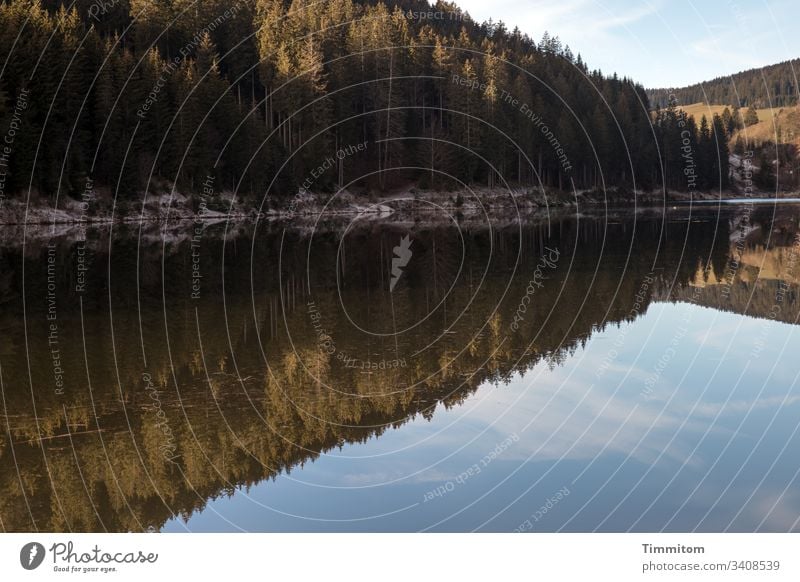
390,235,413,292
20,542,45,570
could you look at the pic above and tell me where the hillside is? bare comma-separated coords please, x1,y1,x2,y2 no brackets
732,105,800,146
668,100,800,191
677,102,798,144
678,103,780,125
648,58,800,109
0,0,730,212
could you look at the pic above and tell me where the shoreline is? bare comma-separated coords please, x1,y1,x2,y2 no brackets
0,185,794,228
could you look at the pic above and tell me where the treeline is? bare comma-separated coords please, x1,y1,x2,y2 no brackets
652,104,730,192
648,59,800,109
0,0,730,204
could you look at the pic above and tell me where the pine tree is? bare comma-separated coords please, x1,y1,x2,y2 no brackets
711,113,730,190
755,152,775,190
744,105,759,126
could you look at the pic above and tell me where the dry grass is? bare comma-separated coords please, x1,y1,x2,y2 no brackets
734,106,800,145
675,103,800,146
678,103,730,120
679,103,782,123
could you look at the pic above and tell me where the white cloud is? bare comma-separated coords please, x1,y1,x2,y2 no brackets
452,0,799,87
458,0,660,47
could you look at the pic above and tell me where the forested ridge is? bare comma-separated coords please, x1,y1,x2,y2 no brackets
648,59,800,109
0,0,731,207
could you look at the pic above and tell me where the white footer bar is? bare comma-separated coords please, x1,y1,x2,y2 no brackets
1,533,796,581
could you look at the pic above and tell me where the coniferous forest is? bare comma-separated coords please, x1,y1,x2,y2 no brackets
649,58,800,109
0,0,731,207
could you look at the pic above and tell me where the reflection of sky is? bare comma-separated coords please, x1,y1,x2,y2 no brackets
164,302,800,532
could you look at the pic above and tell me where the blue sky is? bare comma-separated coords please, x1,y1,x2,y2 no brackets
453,0,799,88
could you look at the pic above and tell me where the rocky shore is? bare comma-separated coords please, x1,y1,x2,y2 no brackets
0,182,791,239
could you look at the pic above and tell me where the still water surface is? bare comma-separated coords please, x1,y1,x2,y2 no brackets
2,203,799,532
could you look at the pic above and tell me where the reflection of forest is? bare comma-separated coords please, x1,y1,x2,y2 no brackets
668,206,800,323
0,206,797,532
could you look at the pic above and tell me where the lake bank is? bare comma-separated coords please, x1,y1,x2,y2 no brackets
0,183,793,230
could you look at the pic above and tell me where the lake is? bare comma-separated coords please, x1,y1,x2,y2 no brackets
2,202,799,532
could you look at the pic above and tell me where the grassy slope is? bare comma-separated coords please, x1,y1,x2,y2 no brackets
679,103,799,145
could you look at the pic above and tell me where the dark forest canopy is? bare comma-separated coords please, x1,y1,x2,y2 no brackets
0,0,730,205
648,58,800,109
